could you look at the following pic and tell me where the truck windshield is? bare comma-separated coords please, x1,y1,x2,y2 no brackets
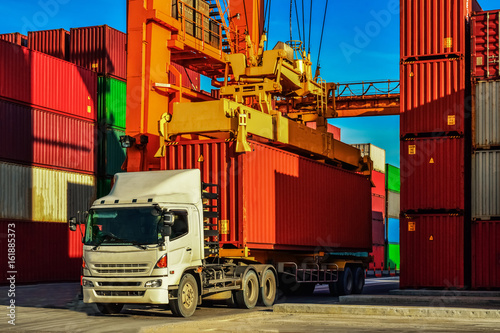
84,207,162,246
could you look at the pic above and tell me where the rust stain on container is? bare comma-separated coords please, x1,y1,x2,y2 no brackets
163,139,372,252
400,214,464,289
401,137,464,212
400,58,465,135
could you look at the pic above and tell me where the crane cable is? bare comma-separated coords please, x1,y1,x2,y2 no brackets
242,0,250,35
264,0,272,50
289,0,293,41
293,0,302,49
307,0,313,54
301,0,305,46
315,0,329,78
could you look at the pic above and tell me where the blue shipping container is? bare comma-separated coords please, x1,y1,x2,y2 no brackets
387,218,400,243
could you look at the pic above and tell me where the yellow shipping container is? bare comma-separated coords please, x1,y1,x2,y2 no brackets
0,162,95,222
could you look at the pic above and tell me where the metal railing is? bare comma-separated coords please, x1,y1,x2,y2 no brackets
278,262,339,283
336,80,400,98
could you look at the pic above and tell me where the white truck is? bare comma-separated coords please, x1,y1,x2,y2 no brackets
69,169,279,317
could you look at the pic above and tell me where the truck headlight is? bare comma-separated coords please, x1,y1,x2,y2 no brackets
145,279,162,288
82,279,94,287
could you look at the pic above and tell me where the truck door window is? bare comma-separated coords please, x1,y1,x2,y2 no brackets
170,211,188,241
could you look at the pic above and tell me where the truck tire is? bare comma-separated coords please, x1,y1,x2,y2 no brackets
336,267,353,296
235,269,259,309
96,303,123,315
259,269,277,307
170,273,198,317
352,267,365,294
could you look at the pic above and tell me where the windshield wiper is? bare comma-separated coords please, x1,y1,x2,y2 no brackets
92,232,149,250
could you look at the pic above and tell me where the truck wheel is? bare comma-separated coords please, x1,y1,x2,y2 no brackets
96,303,123,314
336,267,353,296
352,267,365,294
259,269,277,307
170,273,198,317
235,270,259,309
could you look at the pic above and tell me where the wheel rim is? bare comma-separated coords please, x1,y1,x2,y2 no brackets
246,278,256,300
182,282,195,309
264,278,272,299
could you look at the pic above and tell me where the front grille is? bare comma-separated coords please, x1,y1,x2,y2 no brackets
97,282,142,287
94,263,149,274
96,290,145,297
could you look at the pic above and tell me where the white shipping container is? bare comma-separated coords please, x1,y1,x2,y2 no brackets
0,161,96,222
387,190,400,219
472,150,500,219
351,143,386,174
474,80,500,148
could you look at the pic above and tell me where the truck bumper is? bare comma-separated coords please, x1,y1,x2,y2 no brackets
82,276,171,305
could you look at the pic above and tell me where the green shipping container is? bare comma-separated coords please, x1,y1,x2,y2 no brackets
385,164,400,193
98,76,127,129
98,127,126,176
96,176,113,198
386,243,400,270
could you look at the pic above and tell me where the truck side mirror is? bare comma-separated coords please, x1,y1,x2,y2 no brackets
68,217,77,231
161,225,172,238
162,211,175,226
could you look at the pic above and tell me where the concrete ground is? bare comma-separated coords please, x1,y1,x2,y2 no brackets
1,277,499,332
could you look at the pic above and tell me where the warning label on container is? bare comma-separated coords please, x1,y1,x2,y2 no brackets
429,158,435,164
219,220,229,235
448,115,456,126
198,154,204,162
429,235,434,241
408,145,416,155
444,37,453,48
408,221,415,232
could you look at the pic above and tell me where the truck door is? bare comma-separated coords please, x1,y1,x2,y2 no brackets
167,210,193,270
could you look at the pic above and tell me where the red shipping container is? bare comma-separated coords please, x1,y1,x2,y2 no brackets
372,211,385,246
28,29,70,60
371,170,385,197
0,39,97,121
0,32,27,46
305,121,341,141
163,139,372,252
401,0,481,58
0,99,95,173
472,220,500,289
372,195,386,218
401,137,464,212
369,245,385,270
170,63,201,92
400,58,465,135
471,11,500,80
400,215,464,289
70,25,127,80
0,220,84,284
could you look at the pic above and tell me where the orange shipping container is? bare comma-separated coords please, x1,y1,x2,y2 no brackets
162,139,372,252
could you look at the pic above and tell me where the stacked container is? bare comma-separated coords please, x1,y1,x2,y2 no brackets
399,0,482,289
385,164,400,271
470,10,500,289
0,39,97,283
351,144,386,270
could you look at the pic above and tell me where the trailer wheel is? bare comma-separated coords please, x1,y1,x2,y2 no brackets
235,270,259,309
96,303,123,315
352,267,365,294
170,273,198,317
259,269,277,307
336,267,353,296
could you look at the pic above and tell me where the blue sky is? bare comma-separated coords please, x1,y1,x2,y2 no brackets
1,0,498,167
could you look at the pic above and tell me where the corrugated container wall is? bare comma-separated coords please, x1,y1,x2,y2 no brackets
371,171,385,198
0,39,97,121
170,63,201,92
401,0,481,58
387,218,400,243
28,29,70,60
98,128,126,176
387,191,400,219
369,245,385,270
0,162,96,222
351,144,386,173
163,140,373,252
0,33,27,46
372,211,385,246
385,164,400,193
98,76,127,129
0,99,95,173
70,25,127,80
386,243,400,270
471,221,500,289
472,150,500,220
400,215,465,289
400,58,465,135
0,220,83,283
401,137,464,212
471,11,500,80
473,80,500,148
